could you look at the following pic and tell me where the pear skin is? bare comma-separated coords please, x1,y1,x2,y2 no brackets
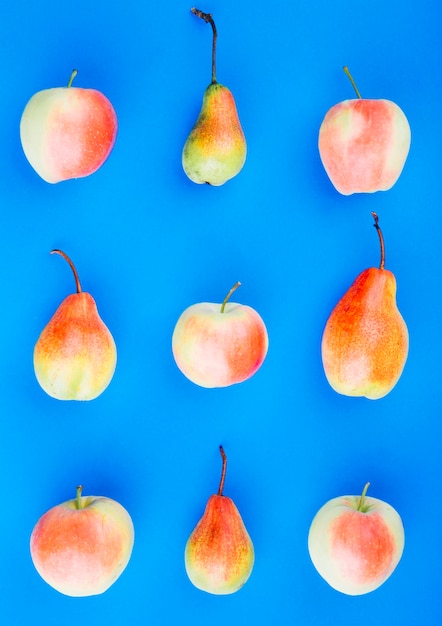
184,446,254,594
34,250,117,400
183,82,246,185
182,8,246,186
321,214,408,400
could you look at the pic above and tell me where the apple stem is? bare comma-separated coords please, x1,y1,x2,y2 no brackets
357,482,370,512
220,281,241,313
371,212,385,270
191,8,218,84
343,66,362,99
67,69,78,88
217,445,227,496
51,249,83,294
75,485,84,509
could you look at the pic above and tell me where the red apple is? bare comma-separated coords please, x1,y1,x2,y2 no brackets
308,483,404,595
20,69,117,183
172,282,268,388
318,67,411,195
30,485,134,597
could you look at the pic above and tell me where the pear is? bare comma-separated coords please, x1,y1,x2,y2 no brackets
182,8,246,186
321,213,408,400
34,250,117,400
184,446,254,594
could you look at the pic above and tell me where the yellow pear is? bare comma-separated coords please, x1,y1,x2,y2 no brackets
184,446,254,594
182,8,246,186
321,213,408,399
34,250,117,400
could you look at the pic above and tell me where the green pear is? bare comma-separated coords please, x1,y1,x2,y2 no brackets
182,8,246,186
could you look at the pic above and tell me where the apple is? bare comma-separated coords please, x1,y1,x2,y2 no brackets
172,282,268,388
318,67,411,195
30,485,134,597
308,483,404,595
20,69,118,183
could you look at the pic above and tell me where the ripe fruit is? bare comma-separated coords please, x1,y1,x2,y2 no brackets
34,249,117,400
308,483,404,595
185,446,254,594
318,67,411,195
172,282,268,388
30,485,134,597
321,213,408,399
20,69,117,183
182,8,246,185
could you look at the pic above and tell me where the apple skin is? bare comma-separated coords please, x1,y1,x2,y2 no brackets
308,486,404,595
318,98,411,195
20,75,117,183
30,487,134,597
172,298,269,388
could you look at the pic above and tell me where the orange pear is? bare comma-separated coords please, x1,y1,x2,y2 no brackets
182,8,246,186
321,213,408,399
184,446,254,594
34,250,117,400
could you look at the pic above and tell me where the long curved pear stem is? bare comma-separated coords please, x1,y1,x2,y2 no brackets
51,249,82,293
217,446,227,496
371,212,385,270
343,66,362,99
67,69,78,88
220,281,241,313
191,7,218,84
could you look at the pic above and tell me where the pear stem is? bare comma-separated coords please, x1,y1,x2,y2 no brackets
67,69,78,88
218,446,227,496
357,482,370,512
191,8,218,84
220,281,241,313
371,212,385,270
51,249,83,294
343,66,362,99
75,485,84,509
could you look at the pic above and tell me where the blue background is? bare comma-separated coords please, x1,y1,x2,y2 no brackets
1,0,440,624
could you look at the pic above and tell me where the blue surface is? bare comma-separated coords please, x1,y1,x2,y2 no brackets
1,0,440,624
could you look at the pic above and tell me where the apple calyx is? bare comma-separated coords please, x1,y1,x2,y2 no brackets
51,249,82,294
371,212,386,270
67,69,79,89
217,445,227,496
191,7,218,84
220,281,241,313
343,66,362,99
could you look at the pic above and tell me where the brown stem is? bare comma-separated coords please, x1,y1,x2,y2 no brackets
191,7,218,84
220,281,241,313
51,249,82,293
371,212,385,270
217,445,227,496
343,66,362,99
